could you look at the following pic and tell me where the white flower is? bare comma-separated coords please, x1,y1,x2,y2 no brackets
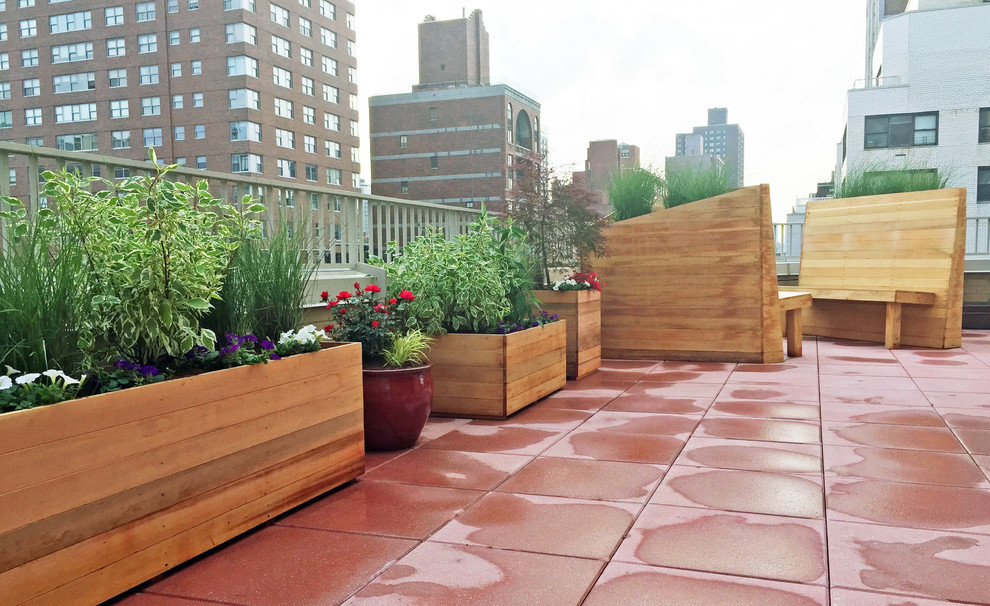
0,376,12,390
15,373,41,385
279,324,326,345
5,365,20,375
41,368,80,386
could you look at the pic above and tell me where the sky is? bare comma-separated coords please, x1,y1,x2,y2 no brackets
355,1,867,221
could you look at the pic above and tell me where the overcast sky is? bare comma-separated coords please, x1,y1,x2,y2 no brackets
355,1,867,220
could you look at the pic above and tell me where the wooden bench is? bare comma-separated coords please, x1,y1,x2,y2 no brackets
785,189,966,349
778,290,812,356
592,184,789,363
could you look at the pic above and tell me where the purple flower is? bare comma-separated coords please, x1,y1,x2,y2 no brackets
243,334,258,343
270,354,281,360
260,339,274,351
138,365,160,377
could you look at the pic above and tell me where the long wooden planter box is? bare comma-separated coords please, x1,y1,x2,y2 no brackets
0,343,364,606
534,290,602,380
429,321,566,419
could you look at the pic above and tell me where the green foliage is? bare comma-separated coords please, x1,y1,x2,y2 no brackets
0,208,88,375
203,219,316,341
509,153,607,288
663,164,732,208
836,163,950,198
382,329,433,368
0,369,87,414
607,168,663,221
375,212,535,334
323,284,416,364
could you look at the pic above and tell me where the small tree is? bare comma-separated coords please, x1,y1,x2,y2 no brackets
510,152,606,288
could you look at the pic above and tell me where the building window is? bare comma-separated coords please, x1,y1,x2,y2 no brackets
138,34,157,54
864,112,938,149
226,22,257,45
347,40,355,57
979,167,990,202
350,147,359,163
270,3,289,27
276,128,295,148
303,106,315,124
25,108,42,126
168,0,178,12
301,76,314,96
196,156,207,169
346,12,354,30
324,112,339,131
169,31,180,45
430,154,438,169
232,153,263,173
53,72,95,93
18,0,34,6
322,56,337,76
174,125,184,140
189,0,199,8
0,24,7,42
274,97,294,118
49,11,92,34
141,96,161,116
143,127,163,147
171,62,182,77
980,108,990,144
347,66,356,83
136,2,155,22
350,120,358,137
304,135,316,153
325,140,340,158
191,60,202,75
108,68,126,88
194,124,205,138
224,0,256,11
400,180,408,194
320,0,335,19
112,167,130,180
323,84,338,103
273,66,293,88
230,120,262,141
107,38,126,57
276,159,296,178
192,92,203,107
22,78,40,96
172,94,183,108
272,35,291,58
55,102,97,123
0,82,9,100
109,99,128,119
299,16,312,37
111,130,130,149
300,47,313,67
399,135,407,148
21,49,39,67
52,42,93,63
176,157,186,166
429,107,438,121
229,88,260,109
226,55,259,77
320,27,336,48
326,167,341,185
20,18,37,38
189,28,200,43
139,65,159,85
0,111,11,129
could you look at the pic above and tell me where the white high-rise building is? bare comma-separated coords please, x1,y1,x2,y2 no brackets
838,0,990,215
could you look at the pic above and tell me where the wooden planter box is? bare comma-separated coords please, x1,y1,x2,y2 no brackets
429,321,566,419
534,290,601,380
0,343,364,606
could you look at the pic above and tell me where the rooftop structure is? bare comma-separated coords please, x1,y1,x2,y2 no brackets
571,139,640,210
674,107,744,188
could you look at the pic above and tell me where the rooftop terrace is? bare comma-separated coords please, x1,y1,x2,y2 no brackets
110,332,990,606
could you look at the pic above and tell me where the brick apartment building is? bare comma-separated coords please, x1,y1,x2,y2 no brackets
0,0,359,192
368,9,540,212
572,139,640,209
674,107,745,188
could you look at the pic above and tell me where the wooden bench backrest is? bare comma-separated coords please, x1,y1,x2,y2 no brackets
591,184,784,363
798,188,966,348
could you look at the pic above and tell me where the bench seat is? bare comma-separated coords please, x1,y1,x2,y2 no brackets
778,291,812,357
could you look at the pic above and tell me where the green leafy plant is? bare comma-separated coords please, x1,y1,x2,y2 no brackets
382,329,433,368
27,151,264,365
203,218,316,342
0,368,86,414
607,167,663,221
375,212,536,335
836,163,950,198
0,209,88,375
663,164,732,208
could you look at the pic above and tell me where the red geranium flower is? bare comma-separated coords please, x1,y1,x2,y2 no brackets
389,298,397,304
399,290,415,301
320,291,329,300
339,308,347,314
364,284,381,293
354,282,361,290
328,300,338,307
336,290,352,300
371,320,379,328
324,324,333,332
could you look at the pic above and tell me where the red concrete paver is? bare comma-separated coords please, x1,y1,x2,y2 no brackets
114,334,990,606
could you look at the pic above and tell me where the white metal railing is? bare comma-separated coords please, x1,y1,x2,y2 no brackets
0,142,482,265
852,75,905,89
773,222,804,263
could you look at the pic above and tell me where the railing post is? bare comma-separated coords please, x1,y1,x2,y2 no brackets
0,150,10,199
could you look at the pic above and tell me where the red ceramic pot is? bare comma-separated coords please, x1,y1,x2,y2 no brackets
361,364,433,451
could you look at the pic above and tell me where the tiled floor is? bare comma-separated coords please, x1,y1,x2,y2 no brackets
112,333,990,606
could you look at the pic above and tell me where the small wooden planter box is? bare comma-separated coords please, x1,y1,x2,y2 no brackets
0,343,364,606
429,321,566,419
535,290,602,380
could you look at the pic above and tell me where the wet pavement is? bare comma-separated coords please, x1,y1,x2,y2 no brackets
112,333,990,605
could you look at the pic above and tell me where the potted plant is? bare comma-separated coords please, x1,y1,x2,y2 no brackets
539,271,603,379
375,213,566,419
0,157,364,606
322,284,433,450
